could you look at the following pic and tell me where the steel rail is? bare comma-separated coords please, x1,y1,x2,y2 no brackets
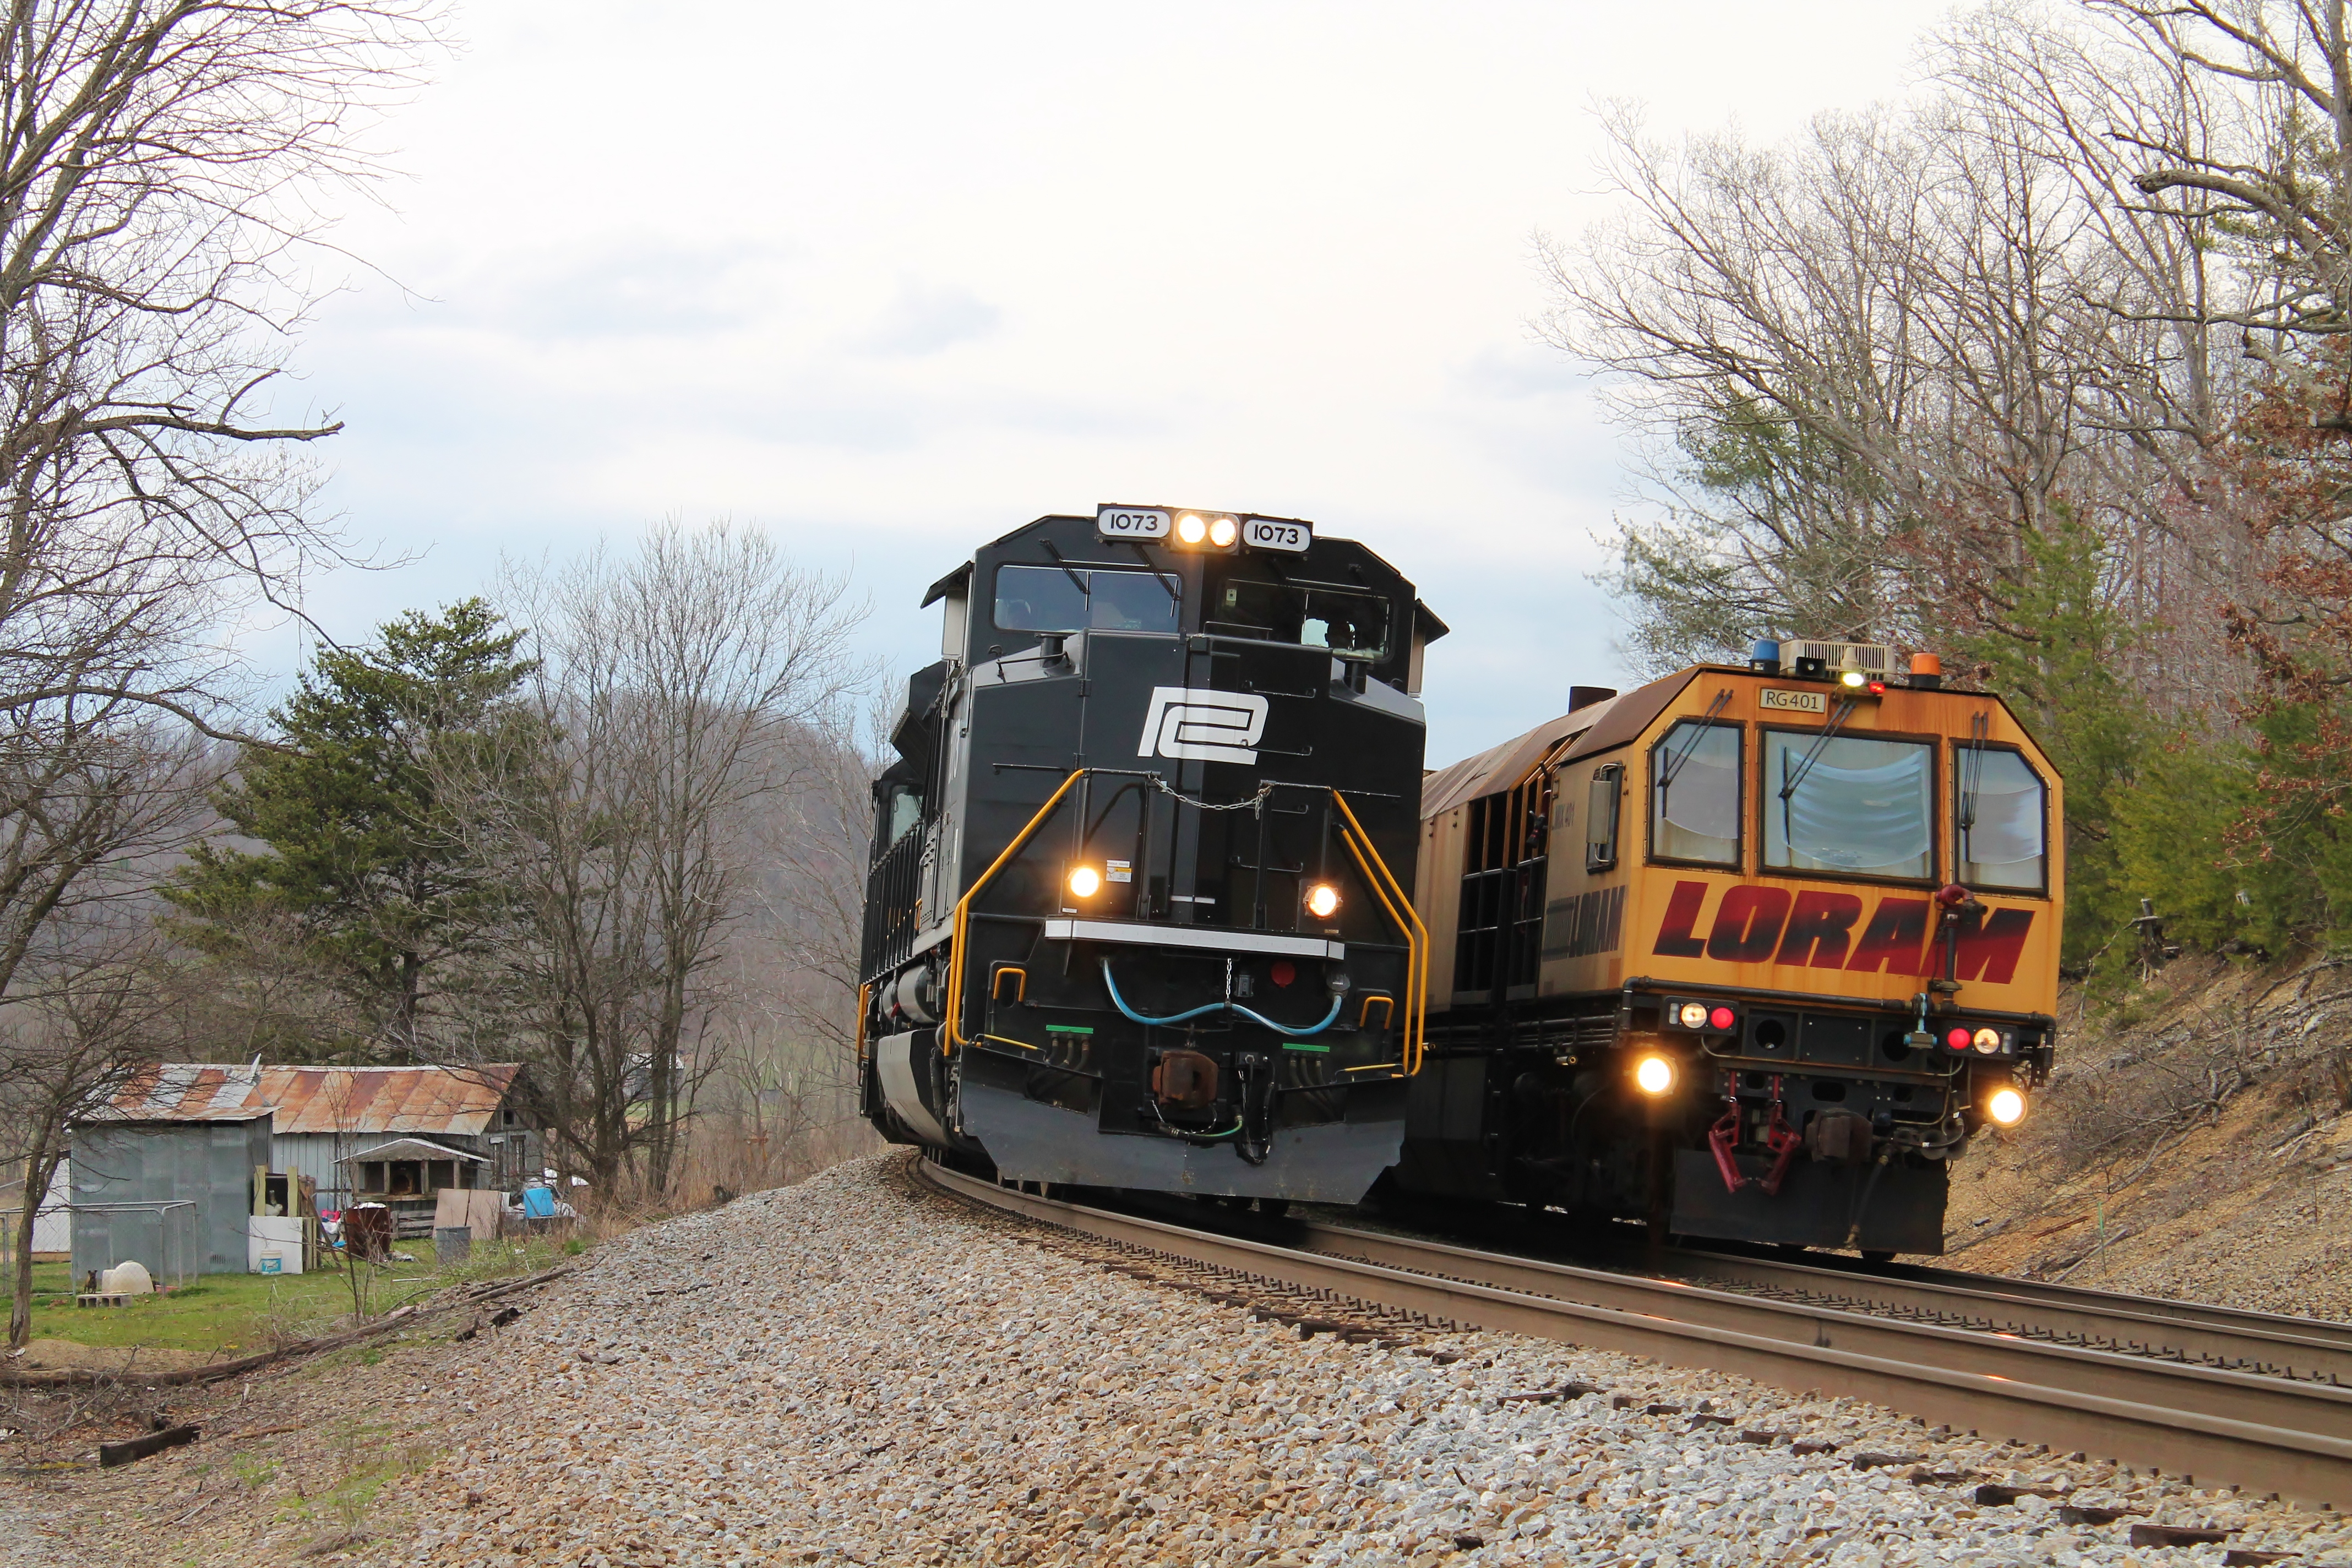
1657,1245,2352,1385
916,1160,2352,1509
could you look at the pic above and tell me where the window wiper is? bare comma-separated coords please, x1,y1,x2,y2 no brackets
1123,540,1181,604
1957,710,1989,864
1777,695,1861,802
1659,688,1734,792
1039,541,1089,597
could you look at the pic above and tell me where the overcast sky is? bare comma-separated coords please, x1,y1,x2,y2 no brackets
290,0,1959,766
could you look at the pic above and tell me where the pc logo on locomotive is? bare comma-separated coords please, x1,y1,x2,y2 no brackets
1136,687,1269,765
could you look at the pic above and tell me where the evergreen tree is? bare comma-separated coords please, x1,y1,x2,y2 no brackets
161,600,535,1059
1951,512,2149,970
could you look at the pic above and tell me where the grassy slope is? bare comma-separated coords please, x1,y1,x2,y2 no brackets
15,1235,579,1357
1940,952,2352,1320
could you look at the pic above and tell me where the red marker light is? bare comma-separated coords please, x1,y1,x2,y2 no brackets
1868,679,1886,695
1709,1005,1736,1031
1945,1026,1972,1050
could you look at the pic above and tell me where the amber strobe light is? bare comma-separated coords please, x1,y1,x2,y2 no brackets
1067,865,1102,898
1634,1054,1676,1096
1304,883,1342,918
1985,1085,2027,1126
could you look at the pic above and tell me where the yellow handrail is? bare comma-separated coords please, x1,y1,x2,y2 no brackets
1333,830,1422,1075
940,770,1086,1054
1330,790,1428,1075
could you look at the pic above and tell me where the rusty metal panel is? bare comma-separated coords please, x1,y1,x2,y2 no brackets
105,1063,519,1134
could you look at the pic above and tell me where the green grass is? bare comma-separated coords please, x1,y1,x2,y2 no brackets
15,1233,578,1357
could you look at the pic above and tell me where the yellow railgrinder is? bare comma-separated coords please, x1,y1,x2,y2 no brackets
1401,651,2061,1257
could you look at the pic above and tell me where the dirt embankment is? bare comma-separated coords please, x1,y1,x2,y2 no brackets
1943,952,2352,1319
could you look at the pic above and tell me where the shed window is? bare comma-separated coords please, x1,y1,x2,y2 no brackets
1764,732,1935,880
1956,747,2046,891
1649,720,1741,867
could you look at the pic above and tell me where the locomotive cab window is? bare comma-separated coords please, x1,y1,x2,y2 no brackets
1956,745,2047,892
1763,732,1935,881
1649,720,1742,867
1210,578,1391,660
881,782,923,847
993,564,1179,636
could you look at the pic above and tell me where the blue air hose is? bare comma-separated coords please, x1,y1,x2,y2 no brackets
1099,958,1345,1036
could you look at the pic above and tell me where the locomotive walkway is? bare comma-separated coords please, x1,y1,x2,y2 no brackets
919,1158,2352,1512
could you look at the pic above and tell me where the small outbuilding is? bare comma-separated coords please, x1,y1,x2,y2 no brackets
67,1109,271,1279
100,1061,543,1246
105,1061,540,1207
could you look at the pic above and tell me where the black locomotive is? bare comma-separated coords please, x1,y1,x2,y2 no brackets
858,506,1443,1202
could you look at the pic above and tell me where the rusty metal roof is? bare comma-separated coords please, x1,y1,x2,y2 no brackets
105,1063,521,1135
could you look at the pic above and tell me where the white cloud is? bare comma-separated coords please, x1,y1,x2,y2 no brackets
282,0,1954,765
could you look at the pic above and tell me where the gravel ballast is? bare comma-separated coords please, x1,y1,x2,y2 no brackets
378,1153,2352,1567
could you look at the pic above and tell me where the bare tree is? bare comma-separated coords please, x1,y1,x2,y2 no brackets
439,524,868,1195
0,0,442,1351
0,727,213,1349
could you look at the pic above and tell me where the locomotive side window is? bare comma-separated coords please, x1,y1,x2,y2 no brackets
1585,762,1623,872
1649,720,1742,867
993,564,1178,635
884,783,923,847
1212,579,1391,659
1955,745,2046,892
1762,733,1935,880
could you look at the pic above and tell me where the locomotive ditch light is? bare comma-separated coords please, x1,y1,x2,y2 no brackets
1984,1085,2028,1126
1972,1026,2003,1054
1633,1053,1677,1096
1304,883,1342,919
1068,864,1103,899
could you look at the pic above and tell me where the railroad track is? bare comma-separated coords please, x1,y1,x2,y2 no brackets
1657,1245,2352,1386
914,1158,2352,1510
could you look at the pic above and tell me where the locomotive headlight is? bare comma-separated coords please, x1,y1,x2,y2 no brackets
1984,1085,2028,1126
1839,668,1869,689
1208,516,1238,547
1175,513,1208,545
1304,883,1342,919
1676,1001,1710,1030
1972,1026,2003,1054
1067,865,1103,899
1633,1053,1677,1096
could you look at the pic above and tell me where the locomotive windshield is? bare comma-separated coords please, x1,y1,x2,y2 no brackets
1763,732,1935,879
1649,720,1741,865
1956,745,2047,891
1209,578,1391,658
994,564,1179,635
